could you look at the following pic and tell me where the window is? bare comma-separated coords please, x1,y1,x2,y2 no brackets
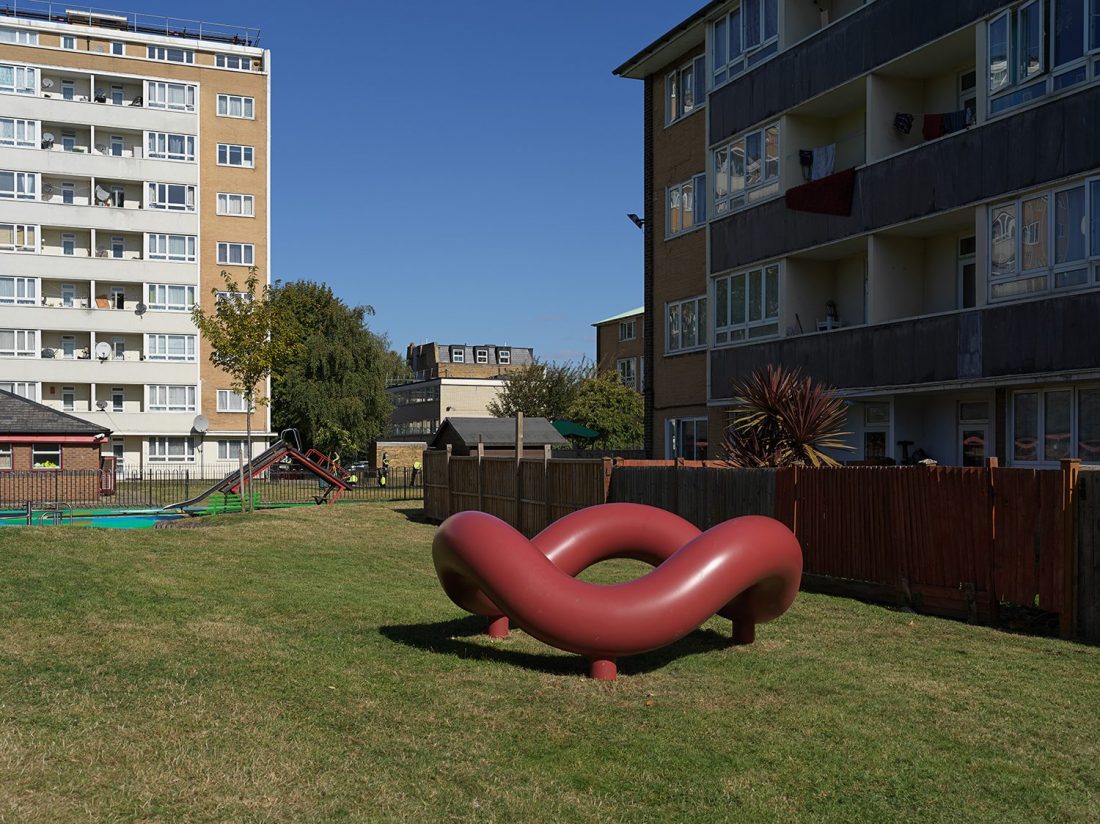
713,263,780,345
475,348,489,364
32,443,61,469
666,54,706,124
451,347,465,363
146,81,196,112
218,440,247,460
110,84,123,105
863,403,891,460
110,41,124,55
146,182,195,211
148,436,195,463
990,178,1097,299
217,242,255,265
110,135,124,156
711,0,779,88
148,385,196,412
216,389,252,412
0,381,36,400
666,295,707,353
216,94,254,119
497,348,510,365
146,132,195,162
0,27,37,45
147,234,196,262
217,143,254,167
111,236,124,258
60,335,75,358
61,181,74,204
61,131,75,152
61,79,73,101
666,417,708,460
667,173,708,236
61,233,75,256
147,45,193,63
111,387,124,412
61,35,76,50
617,357,637,389
0,170,36,200
619,319,636,341
216,290,252,303
0,117,36,148
0,329,35,357
61,283,75,307
713,123,780,215
0,277,36,305
0,443,9,470
0,64,37,95
0,223,36,252
62,385,75,411
146,283,196,311
217,192,254,216
1011,385,1100,463
145,334,196,362
216,54,253,71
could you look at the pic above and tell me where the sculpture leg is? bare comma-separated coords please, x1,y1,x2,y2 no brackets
732,621,755,645
589,658,617,681
486,615,509,638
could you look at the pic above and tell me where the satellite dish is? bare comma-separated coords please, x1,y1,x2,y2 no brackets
41,133,54,149
192,415,209,434
95,399,108,410
41,78,54,89
94,185,110,203
94,342,112,360
42,182,54,196
135,302,147,316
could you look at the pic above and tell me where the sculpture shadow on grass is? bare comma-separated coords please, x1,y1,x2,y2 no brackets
378,615,737,678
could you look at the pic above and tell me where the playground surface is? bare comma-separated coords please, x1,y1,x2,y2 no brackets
1,504,1098,822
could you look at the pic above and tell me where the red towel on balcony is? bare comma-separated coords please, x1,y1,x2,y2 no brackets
784,168,856,216
922,112,946,140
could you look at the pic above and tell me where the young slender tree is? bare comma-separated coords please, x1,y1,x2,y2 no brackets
191,268,288,511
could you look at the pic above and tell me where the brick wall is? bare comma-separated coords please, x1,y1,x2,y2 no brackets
369,442,428,471
0,443,102,503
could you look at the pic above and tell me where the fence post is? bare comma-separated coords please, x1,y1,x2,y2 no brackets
601,457,613,504
477,436,485,513
1061,458,1081,638
986,457,1000,626
543,445,551,532
444,445,452,516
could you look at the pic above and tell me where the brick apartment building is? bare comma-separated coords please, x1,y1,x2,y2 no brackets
593,306,644,391
616,0,1100,466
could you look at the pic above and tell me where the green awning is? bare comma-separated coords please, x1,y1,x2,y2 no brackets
553,419,600,440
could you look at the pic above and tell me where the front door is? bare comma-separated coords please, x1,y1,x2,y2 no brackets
959,424,989,467
112,439,125,477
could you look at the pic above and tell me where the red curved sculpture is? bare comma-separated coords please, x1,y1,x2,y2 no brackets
432,503,802,680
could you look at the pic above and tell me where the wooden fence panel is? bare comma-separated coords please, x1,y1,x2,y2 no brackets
480,458,516,525
519,459,548,537
1077,470,1100,642
422,450,449,521
546,460,608,523
992,468,1065,612
608,467,678,512
448,457,480,516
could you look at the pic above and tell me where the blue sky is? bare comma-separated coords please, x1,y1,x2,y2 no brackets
138,1,703,361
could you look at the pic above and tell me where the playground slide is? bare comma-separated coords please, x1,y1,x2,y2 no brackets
163,440,348,510
432,503,803,678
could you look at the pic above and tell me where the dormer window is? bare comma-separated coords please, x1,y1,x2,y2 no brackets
475,348,488,364
498,348,511,365
451,347,465,363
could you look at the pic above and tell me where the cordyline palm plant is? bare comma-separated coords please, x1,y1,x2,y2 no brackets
723,365,852,468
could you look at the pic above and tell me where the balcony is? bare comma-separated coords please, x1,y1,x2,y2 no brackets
0,304,196,335
5,93,195,133
709,291,1100,400
0,144,197,185
0,354,197,384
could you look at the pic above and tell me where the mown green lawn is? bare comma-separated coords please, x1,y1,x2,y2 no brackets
1,505,1098,822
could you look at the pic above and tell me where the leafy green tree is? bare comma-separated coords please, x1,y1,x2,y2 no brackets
269,280,407,456
486,359,585,420
722,365,852,468
565,370,644,449
192,268,288,511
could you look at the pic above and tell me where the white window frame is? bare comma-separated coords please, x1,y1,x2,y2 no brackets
665,417,709,460
0,223,37,252
666,295,707,354
1009,384,1100,464
0,328,36,357
217,143,254,168
0,64,37,95
216,242,255,266
0,276,36,305
216,389,253,412
0,170,37,200
712,263,781,346
61,233,75,256
0,380,37,400
451,347,465,363
148,436,195,463
710,0,780,90
216,54,253,71
109,134,125,156
666,173,708,237
665,54,706,125
110,40,124,55
32,443,61,469
147,234,197,263
619,319,636,341
0,27,37,45
145,81,196,112
145,334,196,362
148,385,197,413
61,35,76,50
0,117,36,148
475,348,489,364
617,357,637,389
61,385,75,412
111,386,124,412
147,45,193,64
146,283,196,312
712,122,780,216
216,93,255,119
497,348,510,365
0,441,9,470
145,132,196,162
218,439,247,460
146,182,196,212
216,192,254,217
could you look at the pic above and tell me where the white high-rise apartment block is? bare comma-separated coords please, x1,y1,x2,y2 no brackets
0,4,271,475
